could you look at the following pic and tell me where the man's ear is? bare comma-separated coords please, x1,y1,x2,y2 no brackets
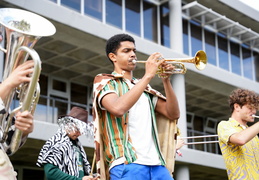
234,103,241,111
108,52,116,62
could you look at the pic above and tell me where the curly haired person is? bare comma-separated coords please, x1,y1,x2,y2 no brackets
217,88,259,180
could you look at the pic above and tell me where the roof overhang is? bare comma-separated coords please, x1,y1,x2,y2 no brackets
182,1,259,51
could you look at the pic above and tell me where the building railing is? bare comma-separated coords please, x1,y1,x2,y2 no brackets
21,95,221,155
10,95,89,124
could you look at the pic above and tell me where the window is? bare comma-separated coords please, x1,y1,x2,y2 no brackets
190,21,202,57
183,19,189,55
230,41,241,75
126,0,141,36
160,2,170,47
61,0,81,12
218,34,229,71
143,1,158,42
71,83,88,106
242,46,253,80
205,30,216,66
254,51,259,82
106,0,122,29
84,0,102,20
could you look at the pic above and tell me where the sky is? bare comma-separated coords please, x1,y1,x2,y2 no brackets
239,0,259,11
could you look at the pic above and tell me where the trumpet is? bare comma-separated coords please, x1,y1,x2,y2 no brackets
132,50,207,76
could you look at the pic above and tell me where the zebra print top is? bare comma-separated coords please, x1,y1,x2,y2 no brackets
37,129,91,177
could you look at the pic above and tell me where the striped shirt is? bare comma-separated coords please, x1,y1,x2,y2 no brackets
92,72,177,180
97,75,165,167
218,118,259,180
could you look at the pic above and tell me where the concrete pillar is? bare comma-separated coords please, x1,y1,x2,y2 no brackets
175,165,190,180
169,0,187,138
169,0,183,52
171,74,187,138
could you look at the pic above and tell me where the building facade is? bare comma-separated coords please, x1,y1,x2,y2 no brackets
0,0,259,179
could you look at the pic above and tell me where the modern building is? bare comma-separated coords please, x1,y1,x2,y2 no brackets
0,0,259,179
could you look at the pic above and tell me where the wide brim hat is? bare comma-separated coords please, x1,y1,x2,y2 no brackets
57,106,93,136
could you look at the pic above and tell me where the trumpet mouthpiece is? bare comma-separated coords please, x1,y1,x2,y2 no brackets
132,59,137,64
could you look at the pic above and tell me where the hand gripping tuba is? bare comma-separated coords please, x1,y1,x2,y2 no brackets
0,8,56,155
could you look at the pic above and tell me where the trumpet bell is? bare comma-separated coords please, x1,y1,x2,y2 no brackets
0,8,56,37
194,50,207,71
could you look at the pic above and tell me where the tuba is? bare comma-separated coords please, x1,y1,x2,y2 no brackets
0,8,56,155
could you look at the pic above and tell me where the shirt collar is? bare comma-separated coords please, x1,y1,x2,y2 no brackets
229,118,247,129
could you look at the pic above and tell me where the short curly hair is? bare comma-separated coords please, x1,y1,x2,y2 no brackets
105,34,135,62
228,88,259,113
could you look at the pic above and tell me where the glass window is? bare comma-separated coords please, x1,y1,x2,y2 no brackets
230,41,241,75
50,95,68,122
160,2,170,47
84,0,102,20
61,0,81,12
39,74,48,96
143,1,158,42
253,51,259,82
218,35,229,70
71,83,88,106
183,19,189,55
242,46,253,80
190,21,202,57
106,0,122,29
205,30,216,66
34,100,48,122
35,75,48,122
126,0,141,36
53,79,67,92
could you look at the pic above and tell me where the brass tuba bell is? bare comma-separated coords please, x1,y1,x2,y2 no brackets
0,8,56,155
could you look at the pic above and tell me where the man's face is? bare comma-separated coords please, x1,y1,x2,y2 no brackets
66,126,81,140
239,104,257,123
110,41,137,72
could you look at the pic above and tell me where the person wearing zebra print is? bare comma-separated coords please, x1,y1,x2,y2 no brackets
37,107,97,180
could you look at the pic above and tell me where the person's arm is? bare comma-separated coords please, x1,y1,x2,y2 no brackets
155,77,180,120
229,121,259,145
101,52,164,117
44,163,84,180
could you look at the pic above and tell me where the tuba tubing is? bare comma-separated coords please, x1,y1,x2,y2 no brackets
8,46,41,155
0,8,56,155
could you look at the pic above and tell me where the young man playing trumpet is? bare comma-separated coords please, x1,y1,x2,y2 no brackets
92,33,180,180
217,88,259,180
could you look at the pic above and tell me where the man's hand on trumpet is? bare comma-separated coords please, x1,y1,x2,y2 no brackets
158,62,177,79
144,52,165,79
